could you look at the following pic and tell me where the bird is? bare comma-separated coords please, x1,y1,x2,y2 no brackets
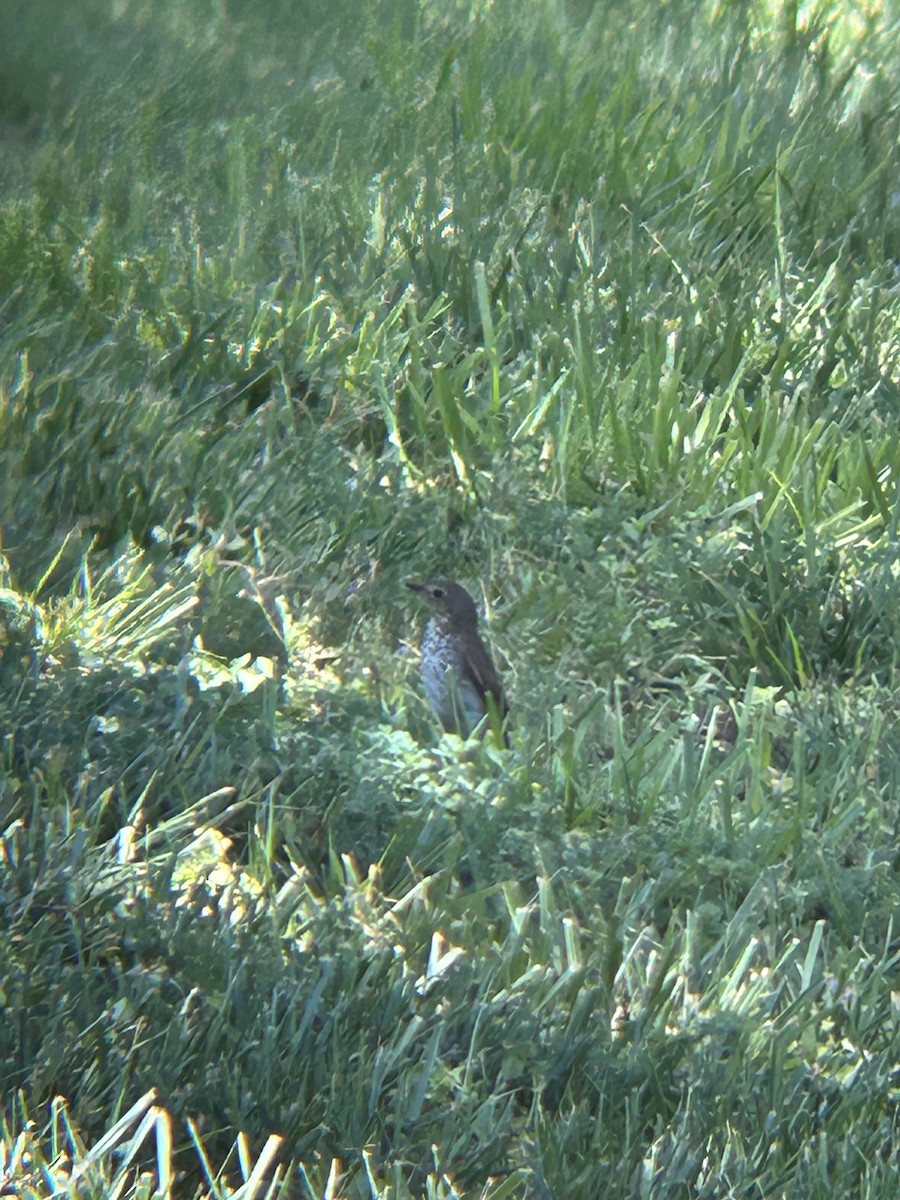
406,578,509,744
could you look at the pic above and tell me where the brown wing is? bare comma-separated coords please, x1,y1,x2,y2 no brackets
459,633,504,708
460,633,510,747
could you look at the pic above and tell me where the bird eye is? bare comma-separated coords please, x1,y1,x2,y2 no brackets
431,586,444,598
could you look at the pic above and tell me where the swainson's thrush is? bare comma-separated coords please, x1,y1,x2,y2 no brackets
407,578,508,743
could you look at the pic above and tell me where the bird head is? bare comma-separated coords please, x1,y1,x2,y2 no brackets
406,579,479,629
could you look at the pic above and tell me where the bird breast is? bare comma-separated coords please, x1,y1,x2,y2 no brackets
420,620,485,733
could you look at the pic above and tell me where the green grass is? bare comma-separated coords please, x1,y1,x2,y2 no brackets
2,0,900,1195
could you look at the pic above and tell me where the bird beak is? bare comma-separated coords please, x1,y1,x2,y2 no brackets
406,581,425,594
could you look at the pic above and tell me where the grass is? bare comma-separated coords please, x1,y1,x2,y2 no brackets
2,0,900,1195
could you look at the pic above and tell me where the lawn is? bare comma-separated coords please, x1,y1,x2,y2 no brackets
1,0,899,1196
